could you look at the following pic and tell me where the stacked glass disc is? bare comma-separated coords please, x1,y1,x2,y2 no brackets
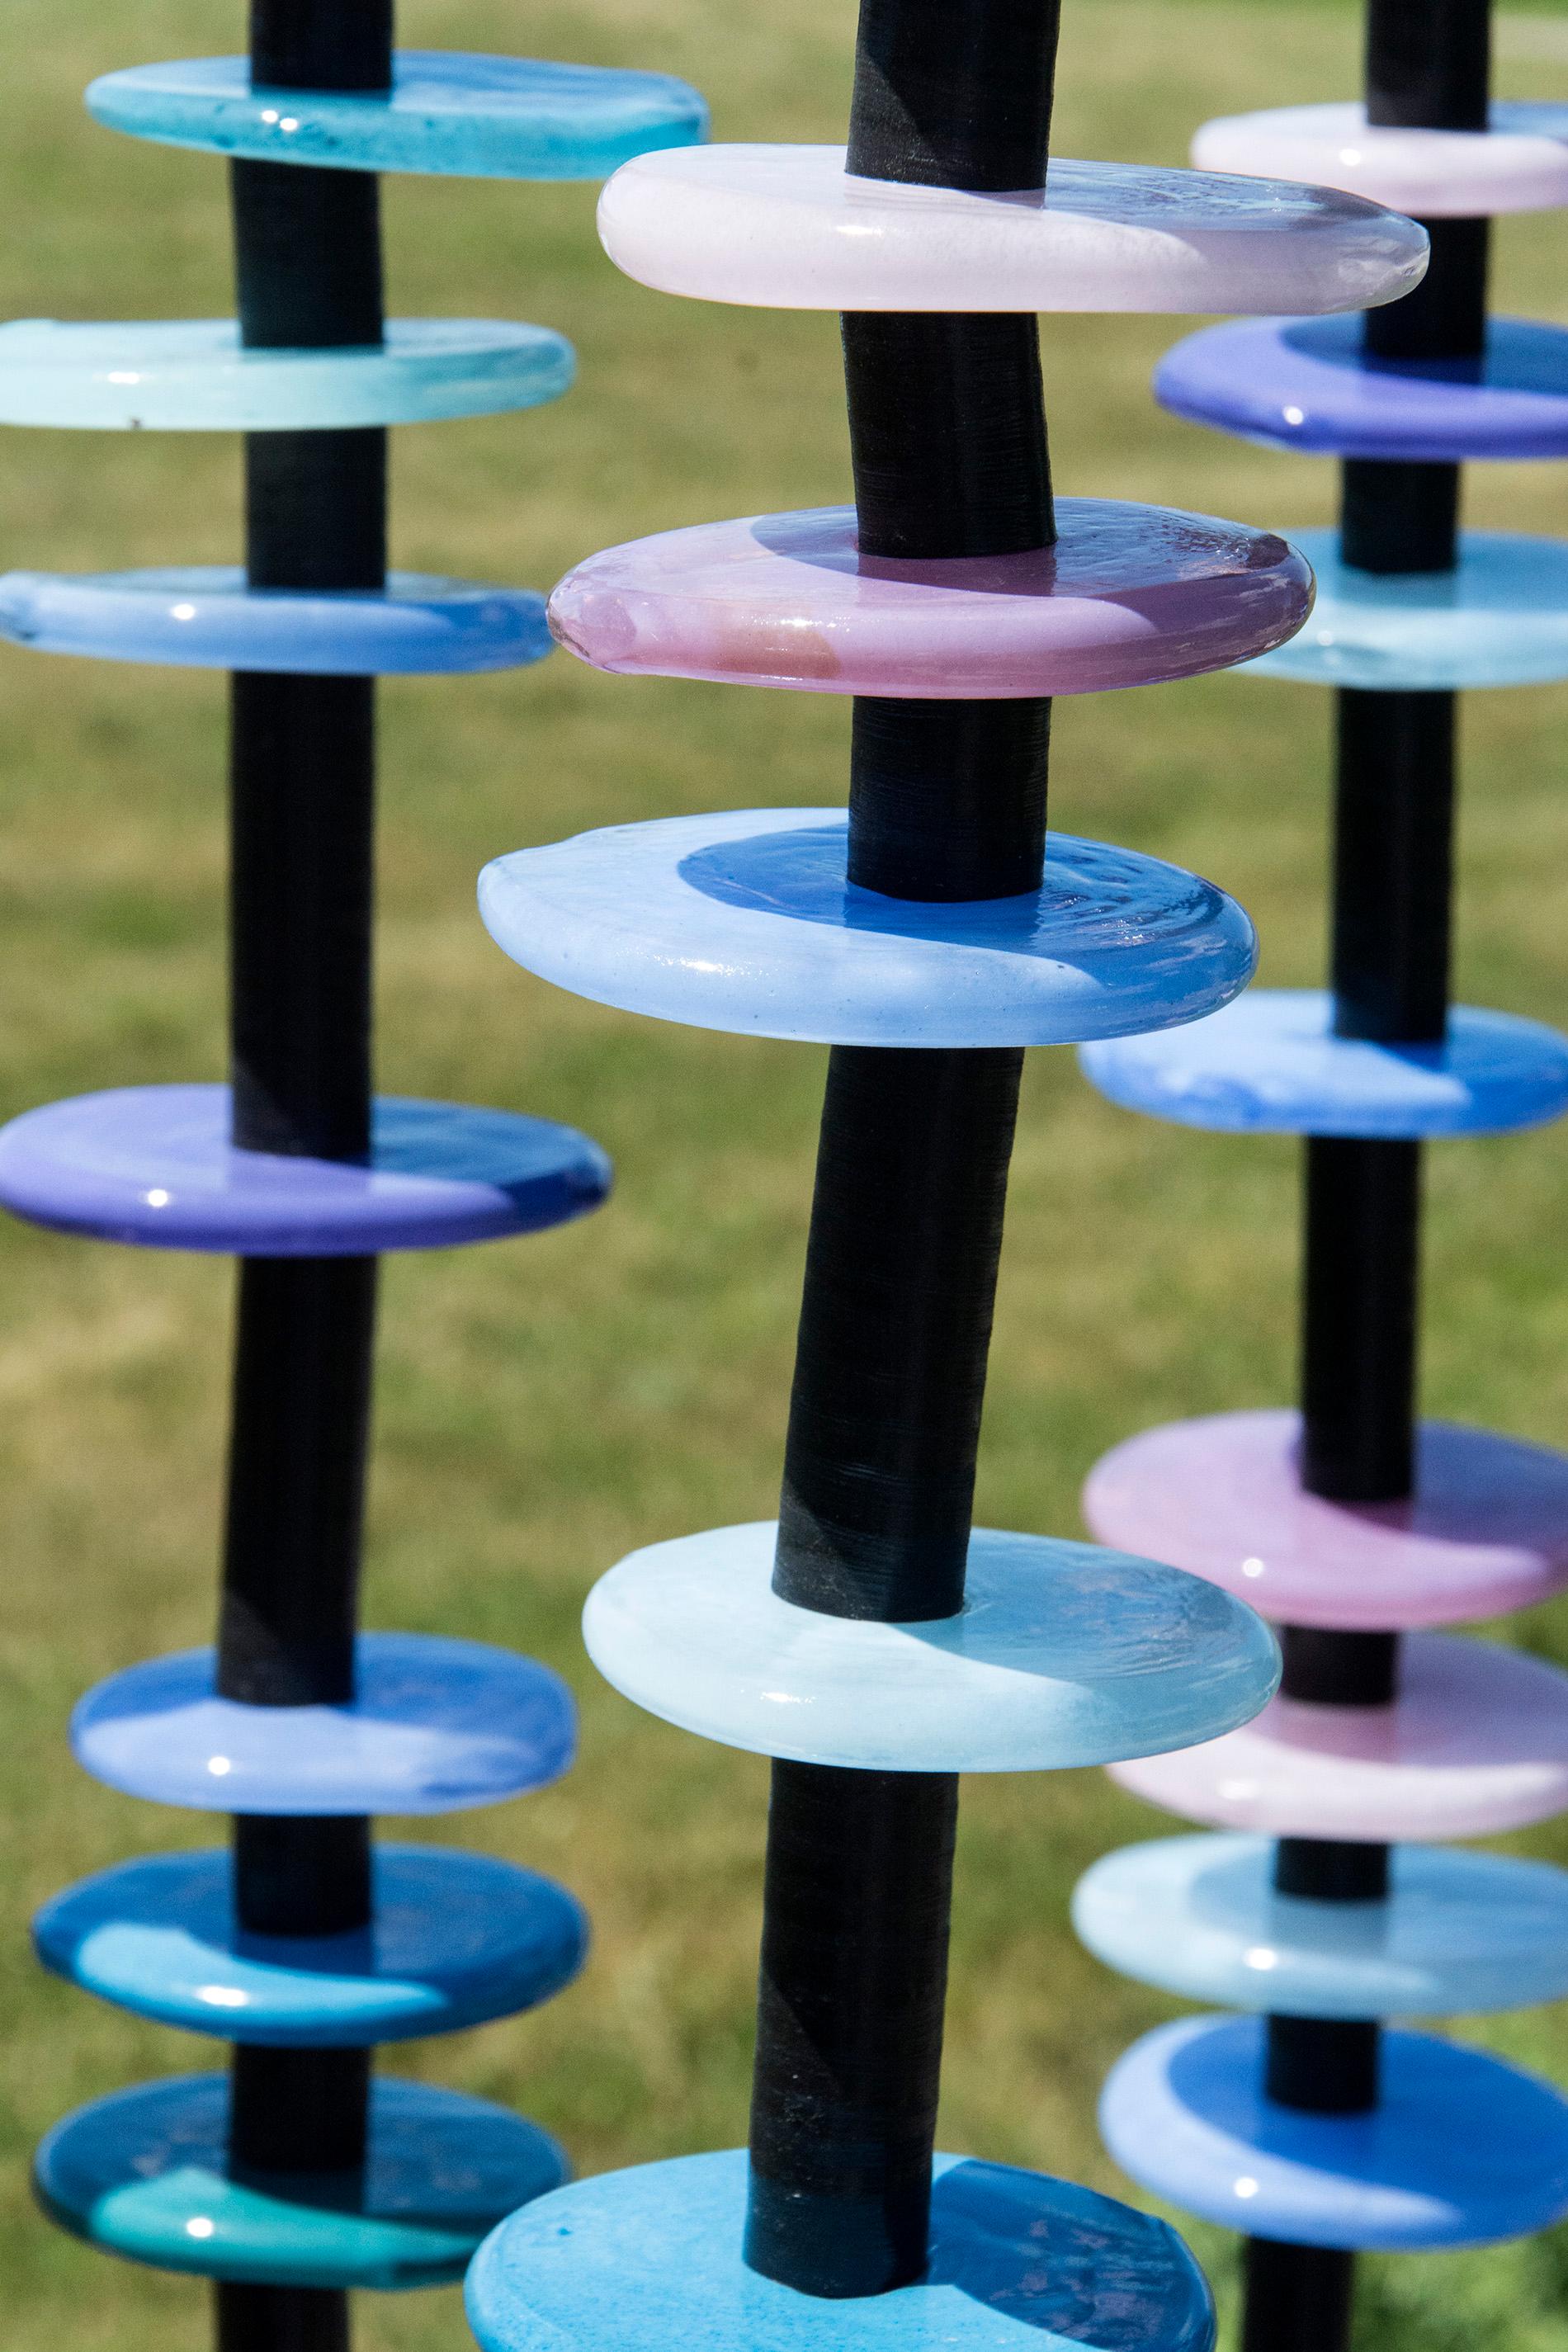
462,4,1428,2345
1073,3,1568,2345
0,11,703,2350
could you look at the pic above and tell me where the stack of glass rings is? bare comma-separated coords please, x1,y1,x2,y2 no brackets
0,10,703,2352
1074,4,1568,2348
460,1,1427,2346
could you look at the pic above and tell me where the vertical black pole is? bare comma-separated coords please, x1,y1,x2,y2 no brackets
743,0,1060,2302
214,9,394,2351
1249,5,1491,2347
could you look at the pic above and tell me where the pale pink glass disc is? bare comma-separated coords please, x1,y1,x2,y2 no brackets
1111,1633,1568,1842
546,500,1313,700
1083,1410,1568,1631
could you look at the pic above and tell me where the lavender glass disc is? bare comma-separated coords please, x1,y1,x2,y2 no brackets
0,1085,610,1254
1111,1632,1568,1843
1155,316,1568,463
545,501,1314,699
1083,1410,1568,1630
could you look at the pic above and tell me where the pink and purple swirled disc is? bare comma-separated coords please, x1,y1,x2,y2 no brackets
547,500,1314,698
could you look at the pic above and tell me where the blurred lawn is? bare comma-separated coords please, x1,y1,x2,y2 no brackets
2,0,1568,2345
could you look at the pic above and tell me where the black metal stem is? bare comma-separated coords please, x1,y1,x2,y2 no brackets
745,0,1059,2303
215,12,394,2346
1248,11,1494,2352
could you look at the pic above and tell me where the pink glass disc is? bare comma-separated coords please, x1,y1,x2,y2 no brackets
1083,1410,1568,1631
1111,1632,1568,1842
546,500,1313,700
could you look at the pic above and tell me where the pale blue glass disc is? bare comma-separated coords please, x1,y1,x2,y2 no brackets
72,1633,575,1815
87,54,708,182
466,2147,1216,2352
1073,1835,1568,2019
1100,2015,1568,2251
583,1520,1278,1772
0,318,572,431
1243,530,1568,691
36,2073,566,2289
0,568,550,673
479,810,1257,1048
1079,990,1568,1139
34,1846,586,2046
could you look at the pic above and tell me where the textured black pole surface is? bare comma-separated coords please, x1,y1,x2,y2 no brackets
745,0,1060,2303
214,12,394,2352
1249,8,1491,2351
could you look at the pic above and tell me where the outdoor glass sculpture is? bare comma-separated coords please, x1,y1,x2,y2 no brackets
0,7,703,2350
1074,2,1568,2346
465,2,1428,2348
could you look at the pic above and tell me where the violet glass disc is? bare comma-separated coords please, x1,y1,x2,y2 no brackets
1079,990,1568,1140
1192,102,1568,217
467,2147,1216,2352
1155,316,1568,464
1083,1410,1568,1629
546,501,1313,698
1110,1632,1568,1842
0,1086,609,1254
0,567,551,674
1101,2016,1568,2250
72,1633,576,1816
479,811,1257,1049
597,144,1427,314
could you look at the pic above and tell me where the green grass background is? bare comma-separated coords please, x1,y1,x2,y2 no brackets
2,0,1568,2344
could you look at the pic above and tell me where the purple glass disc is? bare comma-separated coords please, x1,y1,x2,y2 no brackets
547,500,1313,698
0,1085,610,1254
1155,315,1568,463
1084,1410,1568,1629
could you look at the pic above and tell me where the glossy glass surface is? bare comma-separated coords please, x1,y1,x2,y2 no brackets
35,1846,586,2046
1079,990,1568,1141
582,1519,1278,1772
1074,1835,1568,2019
0,318,573,432
1112,1632,1568,1841
72,1633,576,1816
36,2073,565,2288
87,53,707,182
1083,1410,1568,1630
467,2147,1216,2352
1193,102,1568,215
1101,2016,1568,2250
0,1086,609,1255
597,144,1427,313
1155,315,1568,463
479,810,1258,1050
546,502,1313,698
0,567,551,674
1244,529,1568,691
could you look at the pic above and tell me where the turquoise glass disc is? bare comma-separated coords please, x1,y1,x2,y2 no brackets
34,1845,586,2046
466,2147,1216,2352
1073,1834,1568,2019
0,319,572,431
36,2073,565,2288
1243,529,1568,691
87,54,707,182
